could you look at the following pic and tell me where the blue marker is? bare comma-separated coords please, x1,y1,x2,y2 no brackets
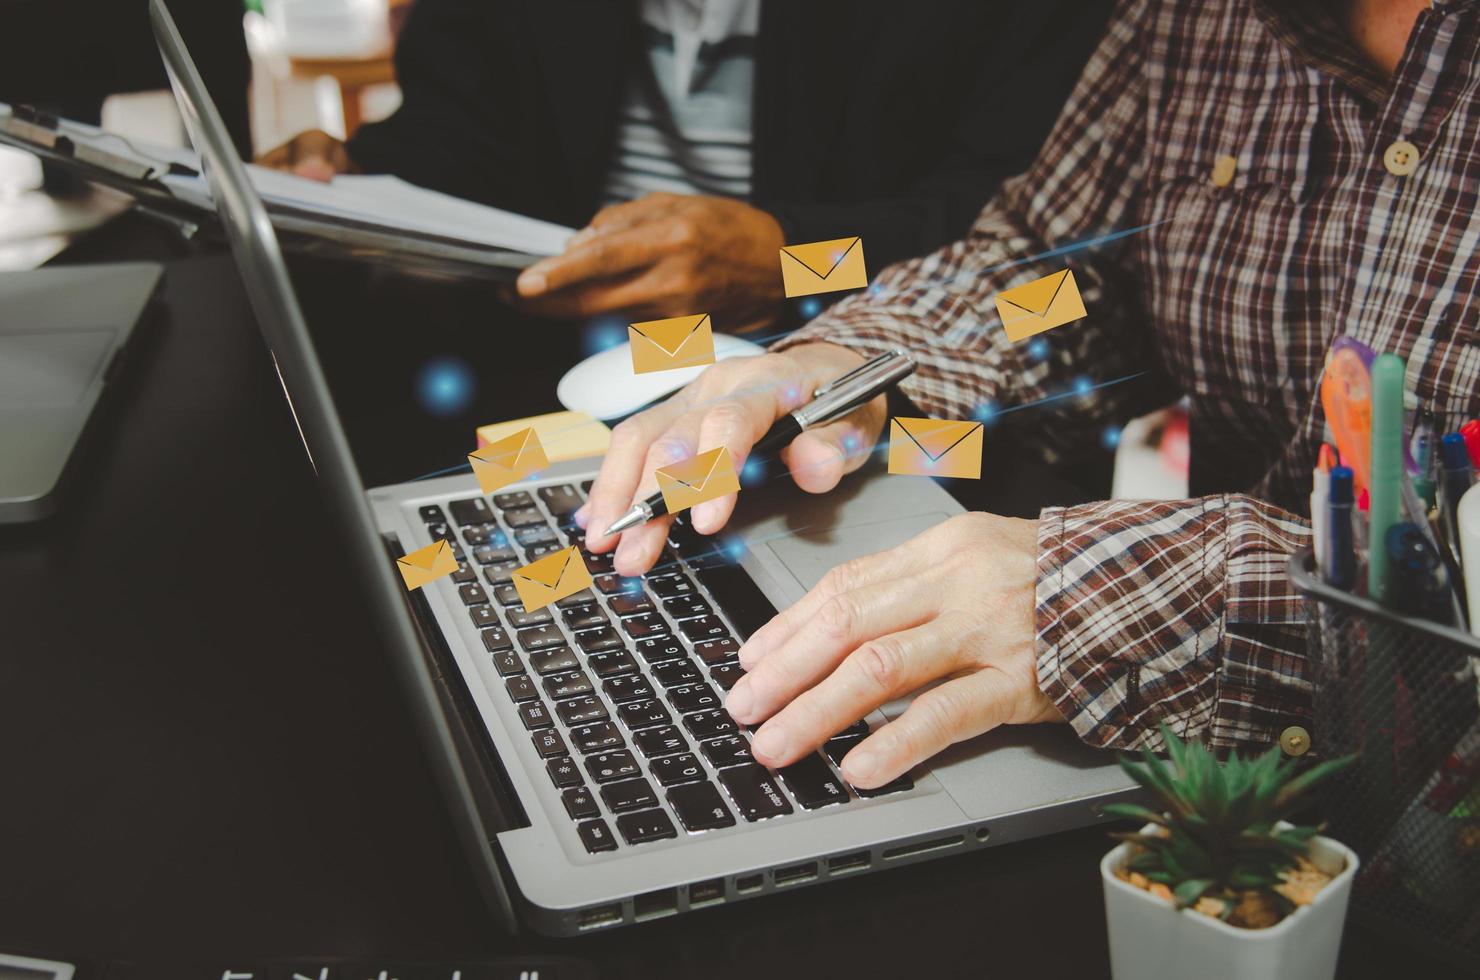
1440,433,1474,560
1324,466,1356,591
1386,522,1453,625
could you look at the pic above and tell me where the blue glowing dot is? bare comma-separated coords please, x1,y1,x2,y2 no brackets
842,432,861,453
1102,425,1122,450
869,283,883,296
582,315,629,357
415,357,477,417
741,458,766,485
1028,338,1050,361
785,386,800,403
800,298,822,319
721,537,746,561
1074,377,1093,396
974,400,998,423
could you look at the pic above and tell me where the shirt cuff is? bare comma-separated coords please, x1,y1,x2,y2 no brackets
1034,494,1313,752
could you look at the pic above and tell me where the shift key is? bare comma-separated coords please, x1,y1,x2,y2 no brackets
718,764,793,821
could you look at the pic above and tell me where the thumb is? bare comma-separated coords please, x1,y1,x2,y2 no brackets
781,417,877,494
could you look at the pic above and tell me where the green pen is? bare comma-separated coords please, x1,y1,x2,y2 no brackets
1368,353,1406,605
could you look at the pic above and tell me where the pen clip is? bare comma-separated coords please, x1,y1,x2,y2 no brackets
812,350,900,398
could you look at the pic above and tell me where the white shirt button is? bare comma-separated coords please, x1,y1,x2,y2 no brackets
1384,139,1420,176
1280,725,1311,757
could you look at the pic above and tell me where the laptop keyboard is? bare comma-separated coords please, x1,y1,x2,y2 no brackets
417,481,913,855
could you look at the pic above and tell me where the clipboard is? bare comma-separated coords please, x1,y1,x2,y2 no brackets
0,102,562,281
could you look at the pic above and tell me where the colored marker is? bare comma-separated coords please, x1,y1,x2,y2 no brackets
1461,419,1480,469
1367,354,1406,606
1324,465,1356,591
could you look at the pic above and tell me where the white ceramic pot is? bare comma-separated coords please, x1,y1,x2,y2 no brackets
1101,823,1359,980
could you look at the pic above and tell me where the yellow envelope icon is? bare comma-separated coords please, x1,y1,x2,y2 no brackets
779,237,867,298
994,268,1088,342
468,426,549,494
512,545,594,613
629,314,716,375
476,410,610,464
887,417,984,480
397,539,459,590
656,446,741,514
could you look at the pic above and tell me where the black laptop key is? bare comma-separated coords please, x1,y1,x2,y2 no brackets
517,624,566,652
547,756,583,789
835,719,871,739
474,544,518,565
595,573,643,596
619,699,672,730
582,550,616,574
418,504,446,524
469,605,500,629
648,573,698,599
668,682,719,714
709,662,744,691
555,588,596,610
571,722,625,754
562,786,600,820
823,735,864,766
489,651,522,677
579,818,619,852
694,637,740,666
853,775,914,798
779,754,851,809
451,560,477,583
506,605,554,629
460,523,497,546
650,660,702,688
543,669,593,700
480,626,512,653
532,728,567,758
427,522,455,541
448,496,493,526
602,674,655,703
562,604,608,631
683,709,737,740
600,777,659,813
678,615,730,643
622,612,671,640
519,701,554,730
484,560,520,584
528,646,580,675
607,591,655,618
502,505,546,527
616,808,677,845
693,563,778,640
524,542,565,560
557,695,608,725
493,490,534,510
514,524,559,548
586,749,641,783
634,635,685,664
668,781,736,832
538,483,584,516
700,735,752,768
492,583,523,606
458,583,490,606
662,594,715,621
719,765,793,821
650,752,706,787
634,725,688,759
586,650,639,678
505,675,538,703
575,626,625,654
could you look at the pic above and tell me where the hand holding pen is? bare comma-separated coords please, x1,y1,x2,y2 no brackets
578,344,910,577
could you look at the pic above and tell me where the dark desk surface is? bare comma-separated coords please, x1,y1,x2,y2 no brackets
0,216,1444,979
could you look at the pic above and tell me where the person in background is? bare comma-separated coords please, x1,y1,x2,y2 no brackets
581,0,1480,788
259,0,1112,327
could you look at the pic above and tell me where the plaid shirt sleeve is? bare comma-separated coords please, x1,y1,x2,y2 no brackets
773,0,1157,463
774,0,1316,753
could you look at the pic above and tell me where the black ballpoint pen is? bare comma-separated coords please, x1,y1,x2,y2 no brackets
603,350,916,536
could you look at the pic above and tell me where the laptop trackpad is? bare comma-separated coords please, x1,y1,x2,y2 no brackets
761,512,950,592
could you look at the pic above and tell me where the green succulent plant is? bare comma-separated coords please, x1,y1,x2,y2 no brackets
1103,723,1356,920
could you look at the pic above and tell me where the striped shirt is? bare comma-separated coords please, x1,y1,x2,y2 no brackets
601,0,759,204
779,0,1480,753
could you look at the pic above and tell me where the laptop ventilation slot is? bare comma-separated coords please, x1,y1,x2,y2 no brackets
882,834,965,861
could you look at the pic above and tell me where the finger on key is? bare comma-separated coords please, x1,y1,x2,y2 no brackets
584,398,689,552
738,541,931,670
749,618,962,769
727,573,936,726
840,669,1014,788
612,429,700,575
687,392,783,535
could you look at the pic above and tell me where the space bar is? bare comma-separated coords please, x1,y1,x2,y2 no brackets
692,564,778,641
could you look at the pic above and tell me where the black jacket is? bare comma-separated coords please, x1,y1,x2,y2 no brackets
348,0,1111,275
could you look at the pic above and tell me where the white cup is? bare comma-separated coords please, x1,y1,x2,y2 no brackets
1457,483,1480,637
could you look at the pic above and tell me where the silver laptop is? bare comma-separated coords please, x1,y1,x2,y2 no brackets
151,0,1135,936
